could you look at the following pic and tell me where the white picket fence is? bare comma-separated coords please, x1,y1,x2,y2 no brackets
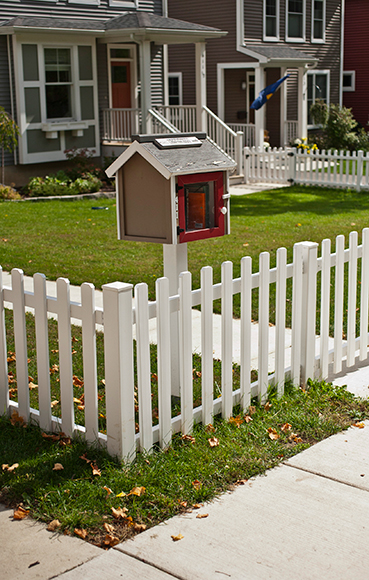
244,146,369,191
1,229,369,461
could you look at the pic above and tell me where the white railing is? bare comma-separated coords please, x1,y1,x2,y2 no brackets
102,108,141,142
244,147,369,191
147,108,180,135
154,106,197,133
204,106,243,174
285,120,298,145
228,123,255,148
2,229,369,460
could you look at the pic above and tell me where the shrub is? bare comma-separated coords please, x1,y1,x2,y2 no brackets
24,173,102,197
309,100,369,151
64,147,104,181
0,184,21,200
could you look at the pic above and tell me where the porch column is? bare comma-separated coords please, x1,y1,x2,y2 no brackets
297,66,308,141
195,42,207,132
254,66,265,148
140,40,152,133
280,66,287,146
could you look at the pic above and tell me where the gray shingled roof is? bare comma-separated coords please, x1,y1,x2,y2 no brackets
245,44,317,62
0,12,220,34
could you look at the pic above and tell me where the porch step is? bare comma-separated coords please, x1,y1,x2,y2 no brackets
229,174,245,185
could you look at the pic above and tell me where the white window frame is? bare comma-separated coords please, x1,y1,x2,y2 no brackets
68,0,100,5
286,0,306,43
15,35,99,164
44,46,74,121
307,69,330,128
342,70,356,92
263,0,280,42
168,72,183,106
109,0,138,7
311,0,325,43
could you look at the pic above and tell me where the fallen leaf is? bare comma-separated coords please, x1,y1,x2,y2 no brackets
229,415,243,428
111,507,128,519
91,464,101,476
28,382,38,390
74,528,87,539
267,427,280,440
116,491,126,498
103,533,120,547
289,432,303,443
2,463,19,472
208,437,219,448
249,406,256,415
103,486,113,497
192,480,202,491
47,519,61,532
296,223,302,227
178,500,188,508
151,373,158,381
77,405,85,411
80,453,91,463
73,375,84,387
182,434,196,444
72,336,79,343
13,506,29,520
280,423,292,432
71,350,77,355
352,422,365,429
192,503,202,509
196,513,209,519
50,364,59,373
7,353,16,363
51,349,59,353
103,522,115,534
73,398,82,405
264,402,272,411
132,522,147,532
205,424,215,433
171,534,184,542
243,242,249,247
10,410,26,426
50,400,59,408
129,486,145,497
52,463,64,471
244,415,253,423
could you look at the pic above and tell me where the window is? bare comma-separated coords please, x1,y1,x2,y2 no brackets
264,0,279,40
44,48,72,119
307,71,329,126
312,0,325,42
342,71,355,92
286,0,305,41
168,73,182,106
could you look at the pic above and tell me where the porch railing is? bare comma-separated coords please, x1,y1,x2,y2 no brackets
147,108,180,135
285,120,299,146
228,123,255,148
204,106,243,174
102,108,141,142
154,105,197,133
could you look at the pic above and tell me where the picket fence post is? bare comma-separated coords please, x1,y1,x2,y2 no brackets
0,267,8,416
12,269,29,423
103,282,135,461
156,277,172,449
179,271,193,435
356,150,364,192
288,148,296,185
34,273,52,432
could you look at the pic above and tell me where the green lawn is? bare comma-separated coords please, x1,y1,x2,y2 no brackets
1,185,368,333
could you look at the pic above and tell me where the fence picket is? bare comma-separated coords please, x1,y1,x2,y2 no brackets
275,248,287,395
320,239,331,380
179,272,193,434
135,283,153,453
103,282,135,461
201,266,214,425
221,261,233,418
291,244,303,385
34,273,51,432
360,228,369,360
12,269,29,422
57,278,74,437
81,282,98,443
240,256,252,410
258,252,269,402
0,267,8,415
334,235,345,374
156,277,172,449
347,231,358,367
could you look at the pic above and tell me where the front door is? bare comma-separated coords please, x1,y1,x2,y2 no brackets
111,61,131,108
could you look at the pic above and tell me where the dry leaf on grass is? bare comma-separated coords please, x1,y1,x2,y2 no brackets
289,433,302,443
264,402,272,411
10,410,26,426
50,364,59,373
104,533,120,547
229,415,243,428
182,434,196,444
208,437,219,448
103,486,113,497
2,463,19,472
91,464,101,476
267,428,280,440
249,406,256,415
50,400,59,408
171,534,184,542
192,480,202,491
52,463,64,471
205,424,215,433
116,491,126,498
28,382,38,390
74,528,88,539
47,519,61,532
128,486,146,497
244,415,253,423
73,375,84,387
111,507,128,519
13,506,29,520
280,423,292,432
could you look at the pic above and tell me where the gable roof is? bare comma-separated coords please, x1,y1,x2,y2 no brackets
241,44,318,66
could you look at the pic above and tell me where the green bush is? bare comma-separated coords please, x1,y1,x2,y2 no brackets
309,100,369,151
25,173,102,197
0,184,21,200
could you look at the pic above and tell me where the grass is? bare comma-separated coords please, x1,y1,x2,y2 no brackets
1,185,369,334
1,379,368,547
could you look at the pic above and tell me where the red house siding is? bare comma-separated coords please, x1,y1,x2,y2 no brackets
343,0,369,129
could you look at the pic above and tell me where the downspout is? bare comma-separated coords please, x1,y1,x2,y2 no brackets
7,34,16,165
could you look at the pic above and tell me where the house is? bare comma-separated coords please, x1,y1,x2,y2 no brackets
167,0,345,148
343,0,369,131
0,1,228,185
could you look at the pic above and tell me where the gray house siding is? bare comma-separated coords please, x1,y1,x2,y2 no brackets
0,35,16,166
